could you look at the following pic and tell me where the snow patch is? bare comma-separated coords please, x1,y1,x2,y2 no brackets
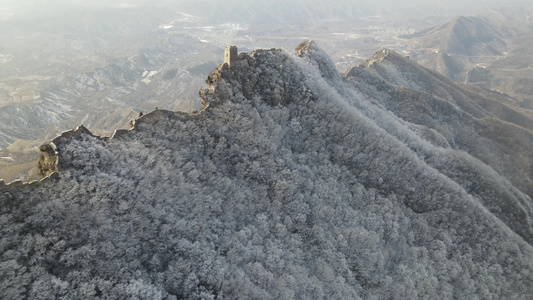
0,54,14,63
141,71,158,84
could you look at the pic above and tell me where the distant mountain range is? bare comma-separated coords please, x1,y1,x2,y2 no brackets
405,16,506,79
403,7,533,106
2,41,533,299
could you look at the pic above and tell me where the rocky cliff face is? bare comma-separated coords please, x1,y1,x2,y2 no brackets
37,144,57,178
2,41,533,299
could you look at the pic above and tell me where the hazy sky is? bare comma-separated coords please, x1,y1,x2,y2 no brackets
1,0,532,21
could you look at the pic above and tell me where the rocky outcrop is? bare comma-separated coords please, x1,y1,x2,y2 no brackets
36,125,102,178
295,39,342,84
37,144,57,179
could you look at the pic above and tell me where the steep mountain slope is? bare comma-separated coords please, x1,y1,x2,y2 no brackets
463,7,533,105
2,41,533,299
347,49,533,197
422,16,506,56
403,7,533,106
406,16,506,80
483,43,533,104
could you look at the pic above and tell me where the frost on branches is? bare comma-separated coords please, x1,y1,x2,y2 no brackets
2,41,533,299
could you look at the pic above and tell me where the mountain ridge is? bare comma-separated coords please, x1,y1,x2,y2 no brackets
2,41,533,299
402,8,533,107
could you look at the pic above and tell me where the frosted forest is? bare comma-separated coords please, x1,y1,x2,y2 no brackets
2,41,533,299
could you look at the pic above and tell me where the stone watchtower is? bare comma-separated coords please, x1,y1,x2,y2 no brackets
224,45,238,66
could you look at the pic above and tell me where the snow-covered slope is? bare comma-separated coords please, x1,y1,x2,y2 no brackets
2,41,533,299
347,48,533,198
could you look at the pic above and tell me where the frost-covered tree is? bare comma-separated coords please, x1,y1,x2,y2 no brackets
1,40,533,299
